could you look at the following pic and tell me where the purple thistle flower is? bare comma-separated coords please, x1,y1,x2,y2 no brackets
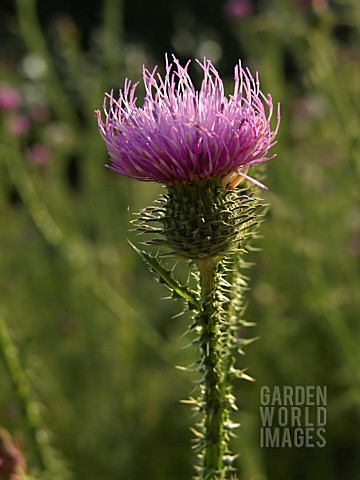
95,55,280,189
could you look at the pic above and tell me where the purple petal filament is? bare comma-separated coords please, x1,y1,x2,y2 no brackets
96,55,280,186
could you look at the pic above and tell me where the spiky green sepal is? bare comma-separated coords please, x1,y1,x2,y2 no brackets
134,176,264,260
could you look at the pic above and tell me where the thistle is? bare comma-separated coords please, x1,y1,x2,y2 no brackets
96,55,280,479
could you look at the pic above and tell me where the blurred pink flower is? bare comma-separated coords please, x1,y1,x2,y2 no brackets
6,114,31,137
224,0,253,19
26,144,52,166
0,86,21,112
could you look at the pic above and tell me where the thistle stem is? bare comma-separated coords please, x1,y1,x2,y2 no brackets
196,258,227,480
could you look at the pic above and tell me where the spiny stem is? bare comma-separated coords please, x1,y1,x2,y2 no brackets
196,258,228,480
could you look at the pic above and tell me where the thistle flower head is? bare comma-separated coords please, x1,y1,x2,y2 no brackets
96,55,280,188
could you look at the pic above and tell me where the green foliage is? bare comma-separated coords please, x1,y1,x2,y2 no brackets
1,0,360,479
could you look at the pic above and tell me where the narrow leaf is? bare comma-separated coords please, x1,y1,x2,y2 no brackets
128,241,199,309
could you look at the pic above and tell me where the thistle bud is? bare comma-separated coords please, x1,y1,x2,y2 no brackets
162,176,248,259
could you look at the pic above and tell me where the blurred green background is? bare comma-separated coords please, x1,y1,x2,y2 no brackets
1,0,360,479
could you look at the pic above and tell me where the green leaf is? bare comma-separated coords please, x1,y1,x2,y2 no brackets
128,241,200,310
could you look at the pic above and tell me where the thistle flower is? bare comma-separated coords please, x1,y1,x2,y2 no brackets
95,57,280,478
96,55,280,189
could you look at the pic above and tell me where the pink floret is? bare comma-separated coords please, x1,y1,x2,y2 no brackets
95,55,280,186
